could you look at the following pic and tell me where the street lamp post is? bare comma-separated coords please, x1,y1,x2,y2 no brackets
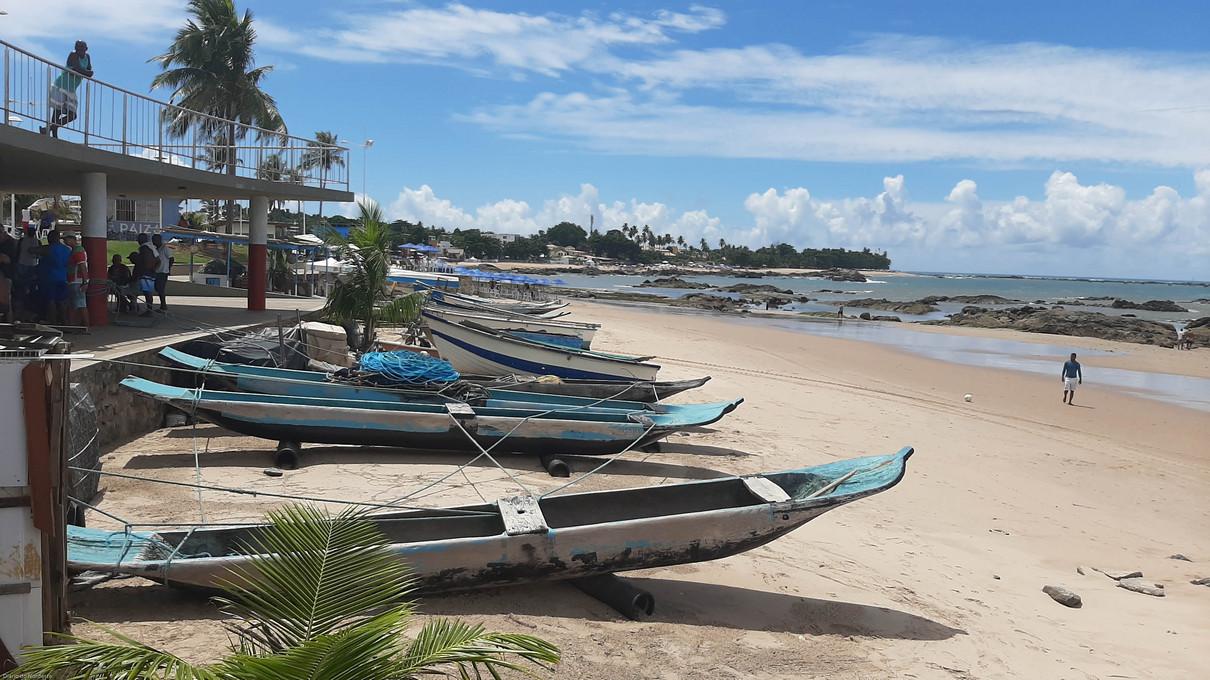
342,138,374,204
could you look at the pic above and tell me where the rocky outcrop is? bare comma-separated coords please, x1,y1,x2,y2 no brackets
858,312,902,322
806,268,867,282
1110,299,1188,312
920,294,1020,305
671,293,748,312
714,283,794,294
636,277,711,289
836,298,939,315
937,307,1178,347
1184,316,1210,348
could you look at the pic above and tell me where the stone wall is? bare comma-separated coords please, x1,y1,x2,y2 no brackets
69,346,174,451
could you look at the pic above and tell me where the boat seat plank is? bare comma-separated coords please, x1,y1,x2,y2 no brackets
499,495,549,535
445,402,476,418
742,476,791,503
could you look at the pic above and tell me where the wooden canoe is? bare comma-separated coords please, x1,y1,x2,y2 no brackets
68,447,914,594
121,376,741,456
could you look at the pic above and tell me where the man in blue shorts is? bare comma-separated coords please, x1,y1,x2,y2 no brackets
1061,353,1082,405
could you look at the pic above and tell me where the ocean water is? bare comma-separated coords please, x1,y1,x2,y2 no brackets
609,304,1210,412
556,272,1210,323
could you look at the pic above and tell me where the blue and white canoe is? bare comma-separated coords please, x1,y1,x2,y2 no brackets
67,447,915,594
159,348,736,420
121,376,740,456
423,310,661,382
421,284,568,317
423,306,598,349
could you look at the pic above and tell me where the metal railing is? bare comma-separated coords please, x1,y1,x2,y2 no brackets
1,39,348,191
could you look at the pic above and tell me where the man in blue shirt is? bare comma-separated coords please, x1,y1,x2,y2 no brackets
1061,353,1082,405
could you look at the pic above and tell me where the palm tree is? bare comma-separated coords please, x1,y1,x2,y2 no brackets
323,201,422,350
152,0,287,234
676,235,685,248
14,505,559,678
301,130,345,227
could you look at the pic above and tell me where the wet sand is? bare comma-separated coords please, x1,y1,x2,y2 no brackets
76,300,1209,678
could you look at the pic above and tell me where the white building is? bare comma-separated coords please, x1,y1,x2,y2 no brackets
483,232,520,244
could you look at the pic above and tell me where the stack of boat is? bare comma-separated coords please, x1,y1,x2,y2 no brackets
85,278,916,600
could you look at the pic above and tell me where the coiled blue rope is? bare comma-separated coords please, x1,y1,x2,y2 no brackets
357,351,461,385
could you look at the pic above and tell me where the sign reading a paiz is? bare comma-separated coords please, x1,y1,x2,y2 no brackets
107,222,161,239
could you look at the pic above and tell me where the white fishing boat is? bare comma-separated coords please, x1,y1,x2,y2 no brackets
422,310,660,381
424,306,599,348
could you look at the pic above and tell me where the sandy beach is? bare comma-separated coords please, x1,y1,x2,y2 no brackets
76,300,1209,679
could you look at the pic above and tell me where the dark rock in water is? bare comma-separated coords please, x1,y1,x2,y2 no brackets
872,315,902,322
1043,585,1083,608
671,293,748,312
1169,554,1193,562
1181,318,1210,348
859,312,872,320
1121,313,1137,317
921,294,1021,305
836,298,939,315
808,268,867,282
715,283,794,294
938,307,1179,347
636,276,711,289
1111,299,1188,312
1117,577,1165,597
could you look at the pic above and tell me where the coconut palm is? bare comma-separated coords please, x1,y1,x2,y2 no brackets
12,505,559,678
152,0,287,233
301,130,346,226
322,201,422,350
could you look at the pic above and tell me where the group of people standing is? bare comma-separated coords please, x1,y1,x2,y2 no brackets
0,223,173,325
0,224,90,325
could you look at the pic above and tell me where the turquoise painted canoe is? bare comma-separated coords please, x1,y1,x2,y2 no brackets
121,376,741,456
68,447,915,594
159,348,729,420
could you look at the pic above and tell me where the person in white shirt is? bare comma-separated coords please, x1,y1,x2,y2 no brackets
151,232,173,312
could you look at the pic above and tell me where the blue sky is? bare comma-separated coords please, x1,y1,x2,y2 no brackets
6,1,1210,279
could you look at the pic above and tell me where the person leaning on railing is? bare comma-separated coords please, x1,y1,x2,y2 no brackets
41,40,93,138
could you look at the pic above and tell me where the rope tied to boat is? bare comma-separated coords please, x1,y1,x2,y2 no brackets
354,350,461,385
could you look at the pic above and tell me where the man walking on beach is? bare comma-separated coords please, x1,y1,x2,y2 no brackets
1061,353,1082,405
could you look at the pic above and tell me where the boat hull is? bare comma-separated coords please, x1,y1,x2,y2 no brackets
424,311,660,381
70,449,914,594
121,376,739,455
425,307,597,349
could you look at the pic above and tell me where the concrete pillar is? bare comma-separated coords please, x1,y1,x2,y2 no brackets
247,196,268,311
81,172,108,326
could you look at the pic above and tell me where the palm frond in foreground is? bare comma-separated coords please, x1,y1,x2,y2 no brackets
11,505,559,679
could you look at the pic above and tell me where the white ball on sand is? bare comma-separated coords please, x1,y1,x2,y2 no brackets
964,394,973,402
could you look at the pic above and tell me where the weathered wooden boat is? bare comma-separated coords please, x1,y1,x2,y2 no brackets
422,285,568,316
160,348,728,419
423,306,599,349
423,310,661,381
121,376,740,456
67,447,914,594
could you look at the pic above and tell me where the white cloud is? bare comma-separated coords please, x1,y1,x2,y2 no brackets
2,1,181,45
259,4,724,75
466,36,1210,166
388,185,474,227
381,182,723,245
740,176,923,250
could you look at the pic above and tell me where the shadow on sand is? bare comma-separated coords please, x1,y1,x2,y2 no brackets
424,578,966,641
122,447,732,481
75,578,963,642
